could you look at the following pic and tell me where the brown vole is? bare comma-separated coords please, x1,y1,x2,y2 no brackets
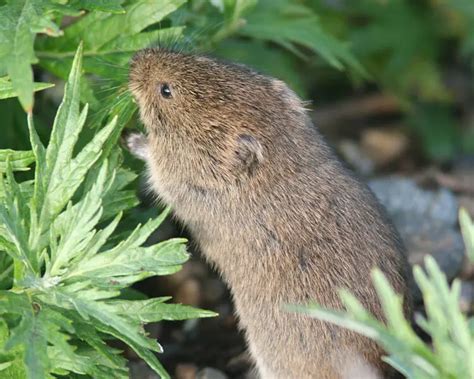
126,48,412,379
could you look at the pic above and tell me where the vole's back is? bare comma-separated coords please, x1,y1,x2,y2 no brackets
190,124,409,378
128,49,412,379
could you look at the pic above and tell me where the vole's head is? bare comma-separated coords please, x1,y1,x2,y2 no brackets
129,48,307,184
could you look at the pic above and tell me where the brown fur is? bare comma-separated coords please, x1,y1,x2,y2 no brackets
127,48,412,379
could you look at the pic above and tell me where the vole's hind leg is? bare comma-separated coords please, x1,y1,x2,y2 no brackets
121,130,149,161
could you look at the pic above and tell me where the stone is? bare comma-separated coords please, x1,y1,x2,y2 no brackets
196,367,228,379
369,176,465,300
459,281,474,314
129,361,159,379
175,363,198,379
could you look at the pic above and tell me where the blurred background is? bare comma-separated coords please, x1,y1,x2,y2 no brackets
1,0,473,378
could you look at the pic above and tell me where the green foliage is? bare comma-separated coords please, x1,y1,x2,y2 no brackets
1,0,472,160
292,208,474,379
0,45,216,379
0,0,363,116
459,207,474,263
240,0,366,76
0,77,53,101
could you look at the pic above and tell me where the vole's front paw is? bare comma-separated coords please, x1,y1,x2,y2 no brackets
121,130,149,161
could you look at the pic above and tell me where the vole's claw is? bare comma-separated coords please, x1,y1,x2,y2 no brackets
121,129,149,161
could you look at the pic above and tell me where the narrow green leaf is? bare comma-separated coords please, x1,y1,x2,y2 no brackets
67,238,188,281
0,150,34,172
69,0,126,14
0,76,54,100
38,115,117,237
110,298,218,323
459,208,474,262
240,0,366,76
6,312,48,379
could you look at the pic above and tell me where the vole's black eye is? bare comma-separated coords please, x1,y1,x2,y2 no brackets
160,83,172,99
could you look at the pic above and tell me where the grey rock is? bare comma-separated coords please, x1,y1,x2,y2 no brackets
129,361,159,379
459,281,474,314
369,176,464,299
196,367,228,379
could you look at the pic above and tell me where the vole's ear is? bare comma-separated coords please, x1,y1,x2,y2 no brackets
235,134,263,174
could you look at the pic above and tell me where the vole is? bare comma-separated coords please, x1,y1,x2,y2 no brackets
126,48,412,379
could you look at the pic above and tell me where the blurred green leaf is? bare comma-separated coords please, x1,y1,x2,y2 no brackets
0,150,34,172
347,0,447,100
69,0,126,14
459,208,474,262
407,104,461,161
293,255,474,378
240,0,366,76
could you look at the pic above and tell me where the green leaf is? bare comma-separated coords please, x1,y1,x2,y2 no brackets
459,208,474,262
0,318,27,378
240,0,365,76
110,298,218,323
348,0,447,101
37,0,186,56
0,76,54,101
46,160,109,277
6,309,48,379
0,150,34,172
29,45,118,250
0,0,68,111
1,20,214,376
407,104,461,161
293,256,474,378
67,238,188,282
69,0,126,14
0,161,36,276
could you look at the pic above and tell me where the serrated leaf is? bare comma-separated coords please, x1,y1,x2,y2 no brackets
1,35,213,379
46,160,109,277
6,310,48,379
459,208,474,262
0,150,34,172
0,318,27,378
0,0,73,111
110,298,217,323
66,238,188,282
293,257,474,378
40,288,161,354
0,76,54,101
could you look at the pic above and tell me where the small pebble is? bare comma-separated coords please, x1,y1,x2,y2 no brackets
202,278,227,303
370,177,465,291
196,367,228,379
176,278,202,306
129,361,159,379
175,363,198,379
361,127,408,166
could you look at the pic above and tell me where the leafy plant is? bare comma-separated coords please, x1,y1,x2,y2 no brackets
0,45,215,379
460,207,474,262
1,0,364,114
292,207,474,379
